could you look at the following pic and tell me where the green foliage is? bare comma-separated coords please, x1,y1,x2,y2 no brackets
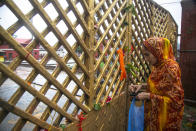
124,46,132,53
82,112,87,115
125,63,139,78
122,4,136,27
100,62,105,69
60,124,66,129
124,46,128,52
76,46,82,53
94,103,101,111
122,4,136,15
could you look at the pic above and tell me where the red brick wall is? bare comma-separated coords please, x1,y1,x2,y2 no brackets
180,0,196,105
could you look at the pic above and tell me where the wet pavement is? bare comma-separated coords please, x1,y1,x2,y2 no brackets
0,66,83,131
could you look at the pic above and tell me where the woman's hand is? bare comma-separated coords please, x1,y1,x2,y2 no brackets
136,92,150,100
128,84,142,94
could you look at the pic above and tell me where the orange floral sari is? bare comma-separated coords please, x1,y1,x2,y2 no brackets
143,37,184,131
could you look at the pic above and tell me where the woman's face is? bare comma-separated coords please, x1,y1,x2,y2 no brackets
142,47,157,65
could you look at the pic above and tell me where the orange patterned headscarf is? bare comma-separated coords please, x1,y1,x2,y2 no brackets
143,37,184,131
143,37,175,62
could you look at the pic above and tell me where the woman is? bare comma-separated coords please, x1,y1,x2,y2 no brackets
129,37,184,130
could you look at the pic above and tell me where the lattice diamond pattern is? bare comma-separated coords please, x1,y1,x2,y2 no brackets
0,0,178,130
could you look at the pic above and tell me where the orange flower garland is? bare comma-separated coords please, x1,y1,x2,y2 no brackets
117,48,126,81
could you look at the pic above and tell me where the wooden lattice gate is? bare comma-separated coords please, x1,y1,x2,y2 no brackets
0,0,177,130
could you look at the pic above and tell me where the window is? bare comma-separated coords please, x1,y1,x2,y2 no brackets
9,53,12,60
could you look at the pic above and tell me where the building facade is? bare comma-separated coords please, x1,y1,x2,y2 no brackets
0,38,40,62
